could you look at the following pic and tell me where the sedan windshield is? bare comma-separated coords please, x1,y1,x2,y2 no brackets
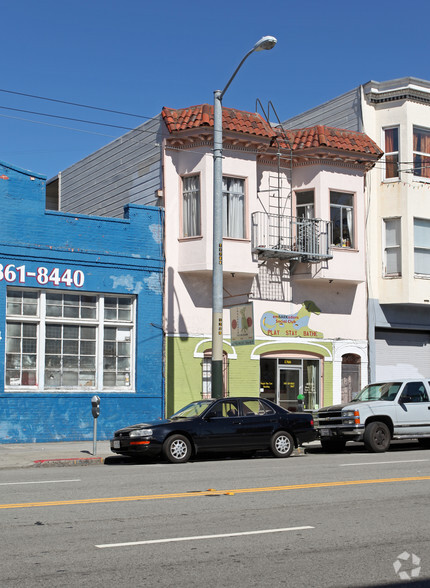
352,382,402,402
170,400,214,419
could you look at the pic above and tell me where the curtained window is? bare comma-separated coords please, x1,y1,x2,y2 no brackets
182,175,201,237
384,218,401,276
384,127,399,179
223,177,245,238
330,191,354,248
413,127,430,179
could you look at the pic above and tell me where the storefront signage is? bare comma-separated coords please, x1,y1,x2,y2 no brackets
261,300,323,338
230,303,254,346
0,264,85,288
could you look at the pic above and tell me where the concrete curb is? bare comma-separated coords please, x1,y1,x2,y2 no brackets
33,457,106,467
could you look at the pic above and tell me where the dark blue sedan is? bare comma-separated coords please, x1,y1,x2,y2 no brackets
110,396,316,463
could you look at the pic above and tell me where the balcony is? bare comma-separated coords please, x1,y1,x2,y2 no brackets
252,212,333,263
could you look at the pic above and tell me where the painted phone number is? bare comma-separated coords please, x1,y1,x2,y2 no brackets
0,264,85,287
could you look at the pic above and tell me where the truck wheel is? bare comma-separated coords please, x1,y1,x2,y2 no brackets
162,434,192,463
364,421,391,453
320,439,346,453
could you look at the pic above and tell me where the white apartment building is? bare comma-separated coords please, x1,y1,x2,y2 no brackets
283,77,430,381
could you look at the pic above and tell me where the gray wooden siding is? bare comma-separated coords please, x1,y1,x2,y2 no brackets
282,88,362,132
60,115,164,218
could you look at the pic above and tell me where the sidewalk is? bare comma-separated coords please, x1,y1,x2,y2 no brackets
0,440,112,470
0,440,317,470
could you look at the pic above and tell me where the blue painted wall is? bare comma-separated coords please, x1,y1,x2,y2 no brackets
0,161,164,443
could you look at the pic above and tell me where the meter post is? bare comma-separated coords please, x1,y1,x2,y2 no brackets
91,395,100,455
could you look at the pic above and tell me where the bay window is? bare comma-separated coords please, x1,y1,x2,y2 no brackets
384,127,399,179
223,177,245,238
330,191,354,248
383,218,401,276
6,289,135,390
414,218,430,275
182,175,201,237
413,127,430,179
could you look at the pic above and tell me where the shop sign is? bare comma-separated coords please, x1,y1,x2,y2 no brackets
0,263,85,288
230,303,254,346
261,300,323,338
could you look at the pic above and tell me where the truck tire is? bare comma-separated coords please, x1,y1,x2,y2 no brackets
363,421,391,453
320,439,346,453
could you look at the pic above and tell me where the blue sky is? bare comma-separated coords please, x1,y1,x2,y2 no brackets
1,0,429,180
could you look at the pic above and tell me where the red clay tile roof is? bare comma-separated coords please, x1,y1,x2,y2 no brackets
162,105,383,158
279,125,382,157
162,104,276,138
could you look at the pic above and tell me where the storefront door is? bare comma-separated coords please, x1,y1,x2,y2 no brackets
278,367,302,411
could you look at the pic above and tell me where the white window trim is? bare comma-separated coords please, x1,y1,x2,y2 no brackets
382,126,400,182
382,217,402,278
413,126,430,183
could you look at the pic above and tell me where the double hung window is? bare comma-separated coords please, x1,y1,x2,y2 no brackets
383,218,401,276
414,218,430,275
330,191,354,248
6,289,134,390
182,175,201,237
223,177,245,238
296,190,315,219
413,127,430,179
384,127,399,179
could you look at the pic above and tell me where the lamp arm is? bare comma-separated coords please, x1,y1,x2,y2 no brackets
219,48,255,100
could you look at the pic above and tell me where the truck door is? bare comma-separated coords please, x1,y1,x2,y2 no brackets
395,381,430,435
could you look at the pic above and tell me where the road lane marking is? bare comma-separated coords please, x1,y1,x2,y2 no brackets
95,526,314,548
0,479,81,486
339,460,429,467
1,476,429,510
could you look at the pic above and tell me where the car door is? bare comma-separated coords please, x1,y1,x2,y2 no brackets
395,381,430,435
237,399,278,449
196,399,242,451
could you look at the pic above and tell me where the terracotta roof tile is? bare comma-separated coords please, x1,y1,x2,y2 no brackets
280,126,382,157
162,105,276,138
162,105,383,158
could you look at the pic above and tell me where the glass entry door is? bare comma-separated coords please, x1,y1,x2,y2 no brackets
278,367,302,411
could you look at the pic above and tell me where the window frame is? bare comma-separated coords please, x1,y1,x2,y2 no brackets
413,217,430,277
180,173,201,239
382,126,399,181
222,175,247,240
330,190,355,249
295,189,315,219
383,217,402,277
413,126,430,181
5,288,136,392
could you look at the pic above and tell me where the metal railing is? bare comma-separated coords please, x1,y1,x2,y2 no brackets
251,212,333,261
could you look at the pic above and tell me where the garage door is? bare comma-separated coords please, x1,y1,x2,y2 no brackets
375,329,430,380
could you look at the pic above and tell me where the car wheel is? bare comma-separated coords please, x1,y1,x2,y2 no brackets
270,431,294,458
418,438,430,449
320,439,346,453
363,421,391,453
162,434,192,463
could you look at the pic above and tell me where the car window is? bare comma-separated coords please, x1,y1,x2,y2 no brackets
242,399,275,416
400,382,429,403
210,400,239,418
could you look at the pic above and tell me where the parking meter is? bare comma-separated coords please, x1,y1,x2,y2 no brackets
91,395,100,418
91,395,100,455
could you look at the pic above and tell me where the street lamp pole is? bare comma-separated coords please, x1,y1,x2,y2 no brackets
211,36,277,399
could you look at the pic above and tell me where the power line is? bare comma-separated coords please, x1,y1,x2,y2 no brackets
0,112,117,138
0,88,150,120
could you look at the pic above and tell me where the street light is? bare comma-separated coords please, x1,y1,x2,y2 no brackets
211,35,277,399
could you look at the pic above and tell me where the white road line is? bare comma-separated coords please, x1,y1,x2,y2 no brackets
96,526,314,549
0,479,81,486
339,460,429,467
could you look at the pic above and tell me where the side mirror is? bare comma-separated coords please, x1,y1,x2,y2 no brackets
399,394,412,404
205,410,218,420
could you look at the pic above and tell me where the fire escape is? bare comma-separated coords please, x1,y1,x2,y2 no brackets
251,102,332,264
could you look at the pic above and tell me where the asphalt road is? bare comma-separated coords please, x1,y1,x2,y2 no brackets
1,443,430,588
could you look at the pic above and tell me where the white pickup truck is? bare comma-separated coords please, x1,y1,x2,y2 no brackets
313,379,430,452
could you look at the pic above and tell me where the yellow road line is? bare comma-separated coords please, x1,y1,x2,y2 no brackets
1,476,429,510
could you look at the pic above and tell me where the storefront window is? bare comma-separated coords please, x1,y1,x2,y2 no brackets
6,288,135,391
259,357,320,410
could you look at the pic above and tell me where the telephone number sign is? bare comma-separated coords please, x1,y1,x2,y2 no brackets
0,264,85,288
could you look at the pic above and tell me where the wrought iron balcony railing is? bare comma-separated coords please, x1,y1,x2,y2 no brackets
251,212,333,262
